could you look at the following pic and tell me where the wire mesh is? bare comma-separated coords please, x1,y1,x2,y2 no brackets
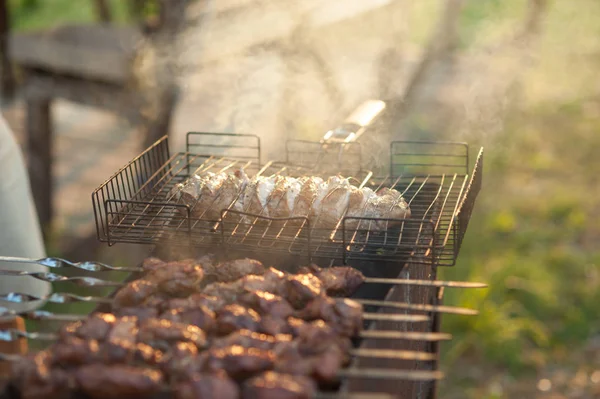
92,133,482,266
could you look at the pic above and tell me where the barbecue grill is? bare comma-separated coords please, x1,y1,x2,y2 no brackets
0,130,484,399
0,256,485,399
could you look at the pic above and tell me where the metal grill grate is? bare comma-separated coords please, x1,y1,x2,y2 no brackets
92,133,483,266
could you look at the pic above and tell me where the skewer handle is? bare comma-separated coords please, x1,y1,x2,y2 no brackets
0,316,27,376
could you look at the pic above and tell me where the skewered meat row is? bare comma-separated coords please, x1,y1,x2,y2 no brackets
112,258,366,312
7,257,371,399
171,169,411,229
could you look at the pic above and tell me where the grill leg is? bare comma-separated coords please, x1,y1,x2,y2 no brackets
26,97,53,234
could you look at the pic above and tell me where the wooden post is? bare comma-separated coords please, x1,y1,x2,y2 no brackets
0,316,27,377
26,97,53,233
0,0,15,100
93,0,112,23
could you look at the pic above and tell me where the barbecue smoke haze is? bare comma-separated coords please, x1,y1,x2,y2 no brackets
133,0,415,161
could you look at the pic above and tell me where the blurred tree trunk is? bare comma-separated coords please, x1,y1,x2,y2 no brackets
383,0,465,136
0,0,14,101
94,0,112,23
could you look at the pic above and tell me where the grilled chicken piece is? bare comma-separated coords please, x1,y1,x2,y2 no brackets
76,364,164,399
203,345,276,380
361,187,411,230
344,186,377,230
298,265,366,297
242,175,277,217
291,177,322,221
273,341,344,385
216,304,262,336
137,318,207,351
242,372,316,399
296,297,363,337
266,176,298,218
175,373,240,399
314,176,353,229
160,305,216,333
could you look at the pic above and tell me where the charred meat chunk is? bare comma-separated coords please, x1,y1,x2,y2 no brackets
238,290,295,319
213,329,292,351
174,373,240,399
242,372,316,399
141,257,166,272
145,260,204,297
160,306,216,334
296,296,363,337
285,274,324,309
114,306,159,322
137,318,207,350
76,364,164,399
165,293,227,313
300,265,365,297
113,280,157,309
216,304,261,336
60,313,116,341
159,342,200,382
13,351,75,399
211,258,266,282
204,345,275,380
50,336,101,367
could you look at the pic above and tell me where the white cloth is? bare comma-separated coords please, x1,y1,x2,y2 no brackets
0,114,50,311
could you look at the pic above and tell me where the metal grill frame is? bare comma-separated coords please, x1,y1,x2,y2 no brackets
92,133,482,267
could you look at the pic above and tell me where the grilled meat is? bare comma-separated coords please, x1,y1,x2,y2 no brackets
238,291,295,319
213,329,292,351
216,304,262,336
298,264,366,297
113,279,158,309
175,373,240,399
160,305,216,333
76,364,164,399
144,260,204,297
285,273,324,309
12,351,75,399
203,345,276,380
137,318,207,351
242,372,316,399
296,296,363,337
208,258,266,283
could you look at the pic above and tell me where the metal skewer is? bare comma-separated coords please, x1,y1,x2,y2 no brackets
0,292,112,305
356,299,478,315
337,368,444,381
364,277,487,288
0,256,140,272
0,272,125,288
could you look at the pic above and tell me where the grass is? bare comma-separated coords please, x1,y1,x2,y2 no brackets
8,0,137,31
